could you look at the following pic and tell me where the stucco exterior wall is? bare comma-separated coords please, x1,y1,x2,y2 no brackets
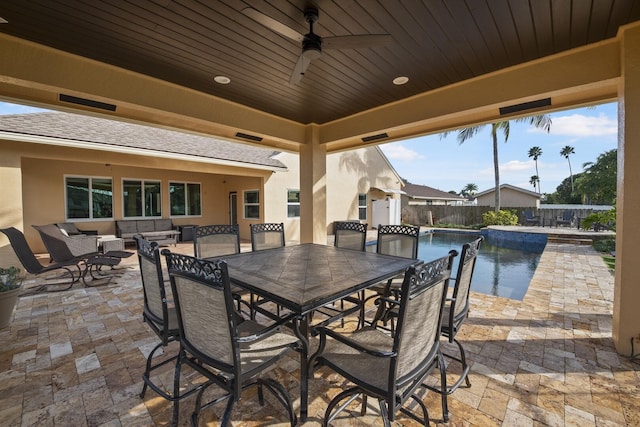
477,187,540,208
0,141,401,260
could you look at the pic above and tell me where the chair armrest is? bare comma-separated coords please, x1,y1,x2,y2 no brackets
315,326,397,358
236,312,297,343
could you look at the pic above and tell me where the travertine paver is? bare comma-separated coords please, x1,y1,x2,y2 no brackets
0,239,637,426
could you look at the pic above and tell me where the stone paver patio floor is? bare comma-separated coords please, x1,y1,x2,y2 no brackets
0,239,638,426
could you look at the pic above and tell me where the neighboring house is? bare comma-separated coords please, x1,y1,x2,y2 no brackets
0,111,403,256
401,183,466,206
475,184,541,208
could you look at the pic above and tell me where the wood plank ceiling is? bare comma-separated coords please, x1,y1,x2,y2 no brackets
1,0,639,125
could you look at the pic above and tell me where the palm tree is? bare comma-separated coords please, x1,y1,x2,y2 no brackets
528,146,543,193
461,183,478,198
530,175,539,191
444,115,551,212
561,145,576,192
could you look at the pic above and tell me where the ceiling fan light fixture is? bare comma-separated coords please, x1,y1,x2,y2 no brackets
393,76,409,85
214,75,231,85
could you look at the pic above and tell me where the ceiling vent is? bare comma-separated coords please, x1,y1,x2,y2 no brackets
362,132,389,143
235,132,263,142
499,98,551,115
59,94,116,111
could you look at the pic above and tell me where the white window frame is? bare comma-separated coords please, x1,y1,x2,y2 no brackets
243,189,260,219
287,189,300,218
358,193,367,221
64,175,114,221
122,178,162,219
169,181,202,218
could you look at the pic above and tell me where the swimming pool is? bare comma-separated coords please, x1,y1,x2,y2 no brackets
418,231,543,300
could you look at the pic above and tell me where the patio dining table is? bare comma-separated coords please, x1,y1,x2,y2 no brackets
217,243,418,421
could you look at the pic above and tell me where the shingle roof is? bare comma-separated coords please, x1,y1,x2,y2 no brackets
0,111,287,170
403,183,465,201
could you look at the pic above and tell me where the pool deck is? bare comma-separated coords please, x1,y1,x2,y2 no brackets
1,227,637,426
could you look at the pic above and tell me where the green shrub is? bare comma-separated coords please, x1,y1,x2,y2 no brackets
593,238,616,253
581,207,616,231
482,210,518,226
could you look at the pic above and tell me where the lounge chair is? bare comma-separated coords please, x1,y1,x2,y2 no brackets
0,227,82,293
555,210,575,227
522,209,541,226
32,224,122,287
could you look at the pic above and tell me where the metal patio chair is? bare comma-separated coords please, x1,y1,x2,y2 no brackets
32,224,121,286
310,251,457,426
311,221,369,328
359,224,420,330
250,222,285,251
249,222,287,317
423,235,483,422
162,250,300,426
0,227,83,292
135,236,199,426
194,224,252,317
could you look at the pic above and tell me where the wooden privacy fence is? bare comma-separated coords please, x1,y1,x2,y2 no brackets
401,205,613,227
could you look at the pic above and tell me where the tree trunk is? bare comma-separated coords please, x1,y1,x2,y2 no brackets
568,159,574,192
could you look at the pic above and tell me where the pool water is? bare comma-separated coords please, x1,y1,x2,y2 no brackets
417,232,543,300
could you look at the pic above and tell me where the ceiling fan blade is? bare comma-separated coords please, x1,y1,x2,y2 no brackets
242,7,304,42
323,34,392,49
289,54,312,85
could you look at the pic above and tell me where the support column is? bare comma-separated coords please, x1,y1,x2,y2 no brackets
613,24,640,356
299,125,327,244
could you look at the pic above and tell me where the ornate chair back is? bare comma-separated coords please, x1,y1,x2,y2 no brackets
194,224,241,258
250,222,285,251
334,221,367,251
376,224,420,259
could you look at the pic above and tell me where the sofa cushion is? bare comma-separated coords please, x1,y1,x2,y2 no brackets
154,219,173,231
118,221,138,234
136,220,155,232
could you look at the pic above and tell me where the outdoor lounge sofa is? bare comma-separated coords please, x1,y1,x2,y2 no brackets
116,219,179,246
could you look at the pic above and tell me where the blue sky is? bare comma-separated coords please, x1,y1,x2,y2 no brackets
0,100,618,194
379,102,618,194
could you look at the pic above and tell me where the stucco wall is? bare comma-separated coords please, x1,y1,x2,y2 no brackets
477,187,540,208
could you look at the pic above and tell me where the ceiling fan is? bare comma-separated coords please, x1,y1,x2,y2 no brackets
242,6,392,84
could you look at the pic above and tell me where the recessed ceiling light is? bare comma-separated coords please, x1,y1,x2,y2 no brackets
214,75,231,84
393,76,409,85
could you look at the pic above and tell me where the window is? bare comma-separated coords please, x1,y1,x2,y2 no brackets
358,193,367,220
244,190,260,219
123,179,161,218
65,176,113,220
169,182,201,216
287,189,300,218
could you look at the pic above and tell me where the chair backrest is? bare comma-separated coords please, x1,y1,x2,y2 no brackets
32,224,79,263
135,235,170,332
194,224,241,258
163,251,239,377
394,250,456,384
56,223,82,236
250,223,285,251
376,224,420,259
0,227,46,274
334,221,367,251
447,236,483,331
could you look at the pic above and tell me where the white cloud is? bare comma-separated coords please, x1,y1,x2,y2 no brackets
501,160,533,171
380,144,425,161
529,113,617,137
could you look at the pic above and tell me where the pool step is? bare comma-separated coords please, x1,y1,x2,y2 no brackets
547,235,593,245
